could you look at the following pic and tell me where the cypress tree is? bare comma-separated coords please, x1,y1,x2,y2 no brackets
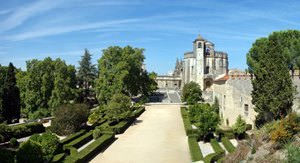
2,63,20,123
251,37,295,126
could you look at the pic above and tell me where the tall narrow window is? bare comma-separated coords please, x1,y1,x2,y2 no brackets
198,42,202,48
244,104,249,116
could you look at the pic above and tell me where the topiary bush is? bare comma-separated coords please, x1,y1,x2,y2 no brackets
29,132,60,162
93,129,102,139
9,137,18,147
16,140,43,163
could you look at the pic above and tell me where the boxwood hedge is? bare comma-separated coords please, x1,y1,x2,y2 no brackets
221,137,235,153
64,131,93,149
60,129,87,145
0,122,45,143
64,134,115,163
188,136,203,161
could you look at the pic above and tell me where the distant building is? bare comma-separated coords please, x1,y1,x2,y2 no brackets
156,34,300,127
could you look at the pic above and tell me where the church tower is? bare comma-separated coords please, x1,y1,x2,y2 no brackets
193,34,206,90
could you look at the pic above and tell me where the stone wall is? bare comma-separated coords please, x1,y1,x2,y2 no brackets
214,74,300,128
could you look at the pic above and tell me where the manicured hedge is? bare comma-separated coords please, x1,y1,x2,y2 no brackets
51,153,65,163
210,139,225,154
181,107,198,136
64,134,115,163
64,131,93,149
215,128,235,139
204,152,224,163
188,136,203,161
0,122,45,143
221,137,235,153
91,119,106,128
60,129,87,145
112,120,132,134
132,107,145,118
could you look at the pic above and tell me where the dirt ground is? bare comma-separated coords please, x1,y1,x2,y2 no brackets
90,104,190,163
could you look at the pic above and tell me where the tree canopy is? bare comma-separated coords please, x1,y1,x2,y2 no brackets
16,58,76,119
77,49,97,104
96,46,157,104
182,81,204,105
247,30,296,126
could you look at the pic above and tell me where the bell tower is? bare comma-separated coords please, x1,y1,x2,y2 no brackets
193,34,206,90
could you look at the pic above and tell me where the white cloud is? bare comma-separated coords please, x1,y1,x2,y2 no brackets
0,0,63,32
4,18,142,41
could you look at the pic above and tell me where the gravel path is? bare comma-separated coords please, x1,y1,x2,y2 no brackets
198,141,214,157
90,104,190,163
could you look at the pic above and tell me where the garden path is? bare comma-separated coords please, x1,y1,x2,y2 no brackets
90,104,190,163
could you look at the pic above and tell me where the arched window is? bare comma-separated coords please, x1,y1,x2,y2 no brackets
198,42,202,48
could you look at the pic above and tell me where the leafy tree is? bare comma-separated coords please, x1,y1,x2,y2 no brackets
189,104,219,141
107,93,131,122
140,71,158,96
51,104,89,135
232,115,247,139
16,140,43,163
2,63,20,123
96,46,152,104
249,33,295,126
29,133,60,162
182,82,204,105
77,49,97,104
0,65,8,122
48,59,76,108
247,30,300,73
18,58,76,119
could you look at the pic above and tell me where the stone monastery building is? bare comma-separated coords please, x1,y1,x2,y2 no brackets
157,35,300,127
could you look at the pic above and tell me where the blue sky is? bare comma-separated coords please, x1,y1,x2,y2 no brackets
0,0,300,74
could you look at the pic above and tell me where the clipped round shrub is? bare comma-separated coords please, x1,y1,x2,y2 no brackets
16,140,43,163
93,128,102,139
9,137,18,147
29,133,60,162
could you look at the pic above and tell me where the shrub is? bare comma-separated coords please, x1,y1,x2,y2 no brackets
270,112,300,144
10,137,18,147
51,104,89,135
221,137,235,153
232,115,247,139
188,136,203,161
16,140,43,163
29,132,60,162
0,148,15,163
285,143,300,163
93,129,102,139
